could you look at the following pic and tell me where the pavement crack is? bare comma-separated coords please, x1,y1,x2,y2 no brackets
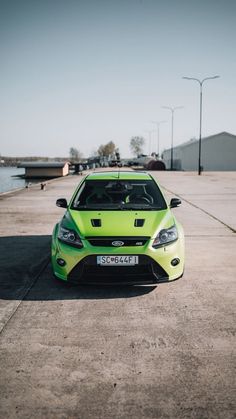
0,256,50,336
163,186,236,234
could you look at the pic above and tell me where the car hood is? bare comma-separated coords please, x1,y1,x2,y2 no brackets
68,209,175,239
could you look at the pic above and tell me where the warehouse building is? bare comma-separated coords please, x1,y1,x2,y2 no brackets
18,161,70,178
162,132,236,171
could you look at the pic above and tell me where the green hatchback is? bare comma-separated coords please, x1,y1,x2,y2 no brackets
51,171,184,284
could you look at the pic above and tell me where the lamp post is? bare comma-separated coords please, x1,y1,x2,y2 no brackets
150,120,166,157
145,130,155,155
182,75,220,175
162,106,183,170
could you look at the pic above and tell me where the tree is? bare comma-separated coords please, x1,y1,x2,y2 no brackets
97,141,116,157
69,147,82,162
97,144,105,156
90,148,99,157
130,136,145,156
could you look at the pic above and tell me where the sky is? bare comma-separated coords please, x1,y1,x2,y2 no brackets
0,0,236,158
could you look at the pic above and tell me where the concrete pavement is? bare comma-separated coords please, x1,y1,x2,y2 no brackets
0,170,235,419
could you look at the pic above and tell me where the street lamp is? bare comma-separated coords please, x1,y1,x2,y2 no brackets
182,75,220,175
144,130,155,155
150,120,166,157
162,106,183,170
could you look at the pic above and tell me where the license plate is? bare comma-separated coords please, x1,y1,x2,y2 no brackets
97,255,139,266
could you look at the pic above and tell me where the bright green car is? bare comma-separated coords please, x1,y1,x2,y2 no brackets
51,171,184,284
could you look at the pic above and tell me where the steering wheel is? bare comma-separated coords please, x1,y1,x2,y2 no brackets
129,194,153,204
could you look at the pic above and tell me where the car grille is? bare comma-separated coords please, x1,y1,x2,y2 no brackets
86,237,149,247
68,255,168,284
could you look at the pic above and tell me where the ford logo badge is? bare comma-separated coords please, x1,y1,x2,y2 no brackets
112,241,124,247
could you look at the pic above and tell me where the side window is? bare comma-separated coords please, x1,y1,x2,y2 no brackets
73,182,93,207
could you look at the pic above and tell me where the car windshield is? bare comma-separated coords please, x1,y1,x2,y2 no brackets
71,179,167,211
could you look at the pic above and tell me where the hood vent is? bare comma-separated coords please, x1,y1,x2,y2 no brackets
91,219,102,227
134,219,145,227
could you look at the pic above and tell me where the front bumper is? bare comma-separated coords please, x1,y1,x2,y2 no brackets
67,254,169,284
51,225,184,285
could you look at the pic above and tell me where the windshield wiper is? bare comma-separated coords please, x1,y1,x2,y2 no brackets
120,204,163,211
72,204,163,211
74,205,120,210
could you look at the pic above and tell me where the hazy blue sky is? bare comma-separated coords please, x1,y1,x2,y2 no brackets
0,0,235,158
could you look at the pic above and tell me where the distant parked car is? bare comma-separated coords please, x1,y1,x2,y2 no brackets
109,159,118,167
52,171,184,284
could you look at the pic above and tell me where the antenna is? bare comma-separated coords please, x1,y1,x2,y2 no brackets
117,166,120,179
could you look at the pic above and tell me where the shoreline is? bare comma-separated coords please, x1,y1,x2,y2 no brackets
0,174,74,197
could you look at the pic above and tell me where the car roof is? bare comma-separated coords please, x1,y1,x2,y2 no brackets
85,171,152,181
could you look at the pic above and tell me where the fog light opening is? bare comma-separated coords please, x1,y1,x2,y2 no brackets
171,258,180,267
57,258,66,267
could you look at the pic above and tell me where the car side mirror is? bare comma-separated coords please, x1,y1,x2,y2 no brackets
56,198,68,208
170,198,181,208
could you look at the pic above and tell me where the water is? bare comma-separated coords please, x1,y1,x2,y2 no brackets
0,167,41,193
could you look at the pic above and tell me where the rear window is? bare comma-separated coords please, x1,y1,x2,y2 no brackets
71,179,167,210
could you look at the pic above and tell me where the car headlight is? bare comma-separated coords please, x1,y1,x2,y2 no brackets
152,225,178,248
58,225,83,248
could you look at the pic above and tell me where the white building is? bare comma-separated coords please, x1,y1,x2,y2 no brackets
162,132,236,171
